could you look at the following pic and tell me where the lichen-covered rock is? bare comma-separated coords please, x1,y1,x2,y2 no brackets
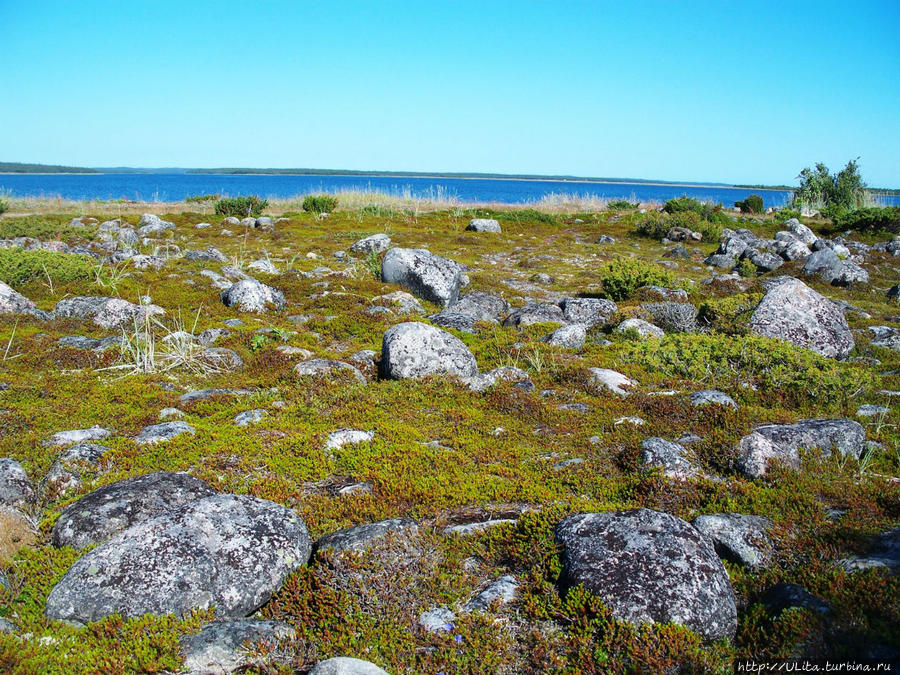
134,421,195,445
503,302,566,327
309,658,391,675
466,218,501,233
735,418,865,478
450,291,509,323
380,322,478,380
783,219,818,247
462,575,518,612
294,358,366,384
542,323,586,349
233,409,268,427
53,296,164,329
221,279,285,313
0,458,35,508
51,471,216,550
179,619,295,675
640,438,700,479
464,366,531,392
428,310,478,333
803,248,869,286
0,281,46,318
184,246,228,263
749,277,854,359
689,389,737,408
350,233,391,255
136,213,176,236
44,425,113,447
199,347,244,372
316,518,419,554
44,443,110,495
558,297,618,327
555,509,737,641
615,318,664,339
45,493,311,624
588,368,634,397
744,249,783,272
692,513,774,569
381,248,467,307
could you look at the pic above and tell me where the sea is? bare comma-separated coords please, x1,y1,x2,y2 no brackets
2,173,898,209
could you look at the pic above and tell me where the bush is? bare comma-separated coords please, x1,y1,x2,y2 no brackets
736,259,757,278
0,197,8,215
0,248,96,286
598,258,678,301
775,208,802,222
641,301,698,332
794,159,869,212
668,211,702,230
735,194,764,214
833,206,900,234
607,200,639,210
302,194,339,214
214,195,268,218
0,215,92,243
693,219,724,243
633,211,670,239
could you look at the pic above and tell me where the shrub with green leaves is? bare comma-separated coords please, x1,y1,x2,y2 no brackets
833,206,900,234
214,195,268,217
302,194,339,214
607,199,639,210
736,258,757,278
794,159,869,213
693,219,724,243
735,194,764,214
0,248,96,286
0,197,8,215
633,211,670,239
598,258,678,301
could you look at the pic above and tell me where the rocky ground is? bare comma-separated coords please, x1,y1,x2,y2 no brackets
0,205,898,673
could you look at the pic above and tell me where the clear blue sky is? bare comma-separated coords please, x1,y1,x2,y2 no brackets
2,0,898,186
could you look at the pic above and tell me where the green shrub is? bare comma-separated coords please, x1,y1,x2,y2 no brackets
598,258,678,301
185,193,220,203
0,197,8,215
669,211,701,230
607,200,639,210
735,194,764,214
633,211,670,239
0,248,96,286
214,195,268,217
833,206,900,234
693,219,724,243
302,194,339,214
0,215,93,243
495,209,558,225
775,208,802,222
662,195,724,221
736,259,757,278
794,159,869,212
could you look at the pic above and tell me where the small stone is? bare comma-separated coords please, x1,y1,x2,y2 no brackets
325,429,374,451
133,421,195,445
233,409,268,427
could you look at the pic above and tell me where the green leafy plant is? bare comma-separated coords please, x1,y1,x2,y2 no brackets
607,199,639,210
633,211,670,239
735,194,764,214
0,197,8,216
598,258,678,301
693,219,724,243
302,194,339,214
794,159,869,213
0,248,95,286
833,206,900,234
736,258,757,278
249,334,269,352
214,195,268,218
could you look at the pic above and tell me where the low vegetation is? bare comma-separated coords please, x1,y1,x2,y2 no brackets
214,195,268,218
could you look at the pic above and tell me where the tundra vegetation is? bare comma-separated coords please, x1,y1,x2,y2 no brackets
0,188,897,674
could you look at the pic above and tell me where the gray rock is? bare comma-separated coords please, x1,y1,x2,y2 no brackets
784,219,818,246
239,217,256,228
690,389,737,408
761,583,830,617
888,284,900,302
233,409,268,426
615,318,664,339
47,495,311,626
199,348,244,372
0,281,46,318
463,575,518,612
134,421,195,445
180,620,294,675
542,324,586,349
596,235,616,244
255,217,273,228
221,279,286,313
308,658,391,675
179,388,252,405
744,249,783,272
316,518,418,554
555,509,737,641
464,366,531,392
371,290,426,315
443,519,517,536
803,248,869,286
777,238,813,261
735,418,866,478
246,258,279,275
44,425,113,447
466,218,501,233
380,322,478,380
749,277,854,359
839,528,899,576
44,443,109,495
418,607,456,632
51,471,216,550
718,237,749,258
558,297,617,327
381,248,467,307
503,303,566,327
450,291,509,323
0,458,35,508
857,404,889,417
53,296,164,329
57,335,123,351
692,513,774,569
0,618,15,633
640,438,700,479
294,359,366,384
136,213,176,236
588,368,634,397
704,253,735,269
350,233,392,255
184,246,228,263
428,310,478,333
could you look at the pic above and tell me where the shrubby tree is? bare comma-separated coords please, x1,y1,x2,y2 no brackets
794,159,868,215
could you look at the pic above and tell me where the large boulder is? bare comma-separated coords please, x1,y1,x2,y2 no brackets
450,291,509,323
749,277,854,358
51,471,216,550
0,281,46,318
558,297,617,327
802,248,869,286
734,418,865,478
555,509,737,641
466,218,501,233
380,322,478,379
502,302,566,327
350,233,391,255
542,324,586,349
53,296,164,329
221,279,285,313
45,493,311,624
381,248,467,307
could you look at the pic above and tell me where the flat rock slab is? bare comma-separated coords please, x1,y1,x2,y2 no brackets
180,619,295,675
555,508,737,641
52,471,216,550
46,493,311,624
294,358,366,384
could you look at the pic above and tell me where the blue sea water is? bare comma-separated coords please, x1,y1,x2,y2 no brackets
2,172,896,209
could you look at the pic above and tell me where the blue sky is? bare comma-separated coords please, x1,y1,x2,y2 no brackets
2,1,898,186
